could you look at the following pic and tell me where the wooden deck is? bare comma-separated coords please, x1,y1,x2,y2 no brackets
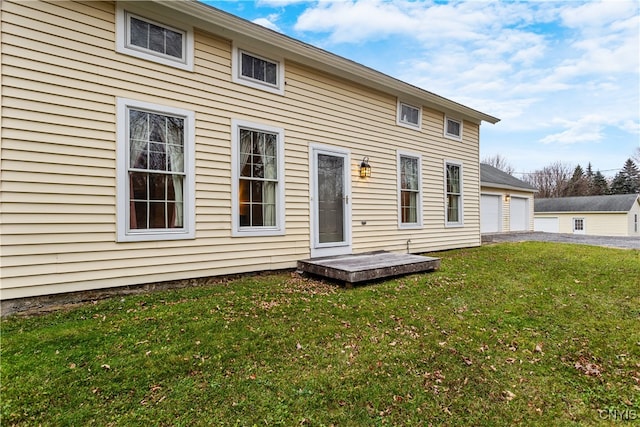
297,251,441,285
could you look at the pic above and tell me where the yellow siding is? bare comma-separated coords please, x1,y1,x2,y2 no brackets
1,0,483,299
548,213,633,236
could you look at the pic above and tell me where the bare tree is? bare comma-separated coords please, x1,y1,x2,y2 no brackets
633,147,640,164
523,161,572,198
482,154,515,175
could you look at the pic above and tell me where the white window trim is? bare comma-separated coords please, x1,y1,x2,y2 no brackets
397,150,423,229
232,44,285,96
116,98,196,242
231,119,286,237
115,4,194,71
444,159,464,227
573,217,585,233
396,100,422,130
444,116,463,141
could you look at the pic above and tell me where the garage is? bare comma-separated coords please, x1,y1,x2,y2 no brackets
510,197,529,231
480,194,501,233
534,217,559,233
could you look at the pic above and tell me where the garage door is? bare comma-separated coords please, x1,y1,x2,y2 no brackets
510,197,528,231
534,217,559,233
480,194,501,233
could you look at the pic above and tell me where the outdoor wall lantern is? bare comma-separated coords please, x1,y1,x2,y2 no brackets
505,194,511,202
360,157,371,178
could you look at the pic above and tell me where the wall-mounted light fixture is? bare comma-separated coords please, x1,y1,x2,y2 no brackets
504,194,511,202
360,156,371,178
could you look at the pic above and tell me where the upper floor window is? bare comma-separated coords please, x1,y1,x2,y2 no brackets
397,101,422,130
445,161,463,226
232,45,285,95
397,151,422,228
116,6,194,71
116,99,195,242
444,116,463,140
231,120,285,236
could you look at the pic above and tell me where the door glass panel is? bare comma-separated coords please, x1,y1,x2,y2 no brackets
317,154,344,244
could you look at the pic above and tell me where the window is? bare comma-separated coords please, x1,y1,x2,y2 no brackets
444,116,463,140
397,151,422,227
397,101,421,129
231,120,285,236
232,45,284,95
117,99,195,242
445,161,463,226
635,214,638,233
573,218,585,233
116,6,194,71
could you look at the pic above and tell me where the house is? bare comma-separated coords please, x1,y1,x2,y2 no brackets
480,164,537,233
534,194,640,237
0,0,499,302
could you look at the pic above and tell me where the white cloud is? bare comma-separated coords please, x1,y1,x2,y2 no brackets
252,16,282,32
285,0,638,164
539,115,613,145
560,0,638,29
295,0,417,43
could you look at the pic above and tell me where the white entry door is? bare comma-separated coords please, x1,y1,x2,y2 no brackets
310,145,352,258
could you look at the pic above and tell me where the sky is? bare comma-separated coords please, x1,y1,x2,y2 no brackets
204,0,640,178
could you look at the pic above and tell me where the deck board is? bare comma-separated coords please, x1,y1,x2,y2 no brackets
297,251,441,284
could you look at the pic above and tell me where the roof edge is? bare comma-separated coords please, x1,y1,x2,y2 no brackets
481,183,537,193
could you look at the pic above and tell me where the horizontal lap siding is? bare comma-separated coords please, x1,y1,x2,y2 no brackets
1,0,481,299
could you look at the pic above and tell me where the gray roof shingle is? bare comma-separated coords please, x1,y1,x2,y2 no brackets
480,163,537,192
535,194,640,213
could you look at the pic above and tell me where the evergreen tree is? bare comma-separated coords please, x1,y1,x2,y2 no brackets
591,171,609,195
566,164,589,196
585,162,594,179
610,158,640,194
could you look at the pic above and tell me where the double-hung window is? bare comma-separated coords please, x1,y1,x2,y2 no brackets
232,120,285,236
116,6,194,71
117,99,195,241
397,101,422,130
445,161,463,226
397,151,422,227
232,45,284,95
444,116,463,140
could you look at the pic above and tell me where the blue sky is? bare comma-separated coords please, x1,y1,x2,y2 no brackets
204,0,639,178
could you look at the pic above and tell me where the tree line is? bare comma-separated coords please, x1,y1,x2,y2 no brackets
483,148,640,199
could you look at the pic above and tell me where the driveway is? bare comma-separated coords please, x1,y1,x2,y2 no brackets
482,232,640,250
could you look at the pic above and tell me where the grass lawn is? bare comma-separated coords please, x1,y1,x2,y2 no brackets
2,242,639,426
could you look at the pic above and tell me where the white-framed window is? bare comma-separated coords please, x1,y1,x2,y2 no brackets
444,160,464,226
397,100,422,130
573,217,585,233
232,45,285,95
116,98,195,242
397,151,422,228
444,116,463,140
231,120,285,236
116,5,194,71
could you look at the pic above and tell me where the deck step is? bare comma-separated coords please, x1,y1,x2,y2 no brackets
297,251,440,284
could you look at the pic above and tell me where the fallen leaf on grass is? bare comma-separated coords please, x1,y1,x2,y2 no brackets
503,390,516,402
574,358,601,377
101,364,110,370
